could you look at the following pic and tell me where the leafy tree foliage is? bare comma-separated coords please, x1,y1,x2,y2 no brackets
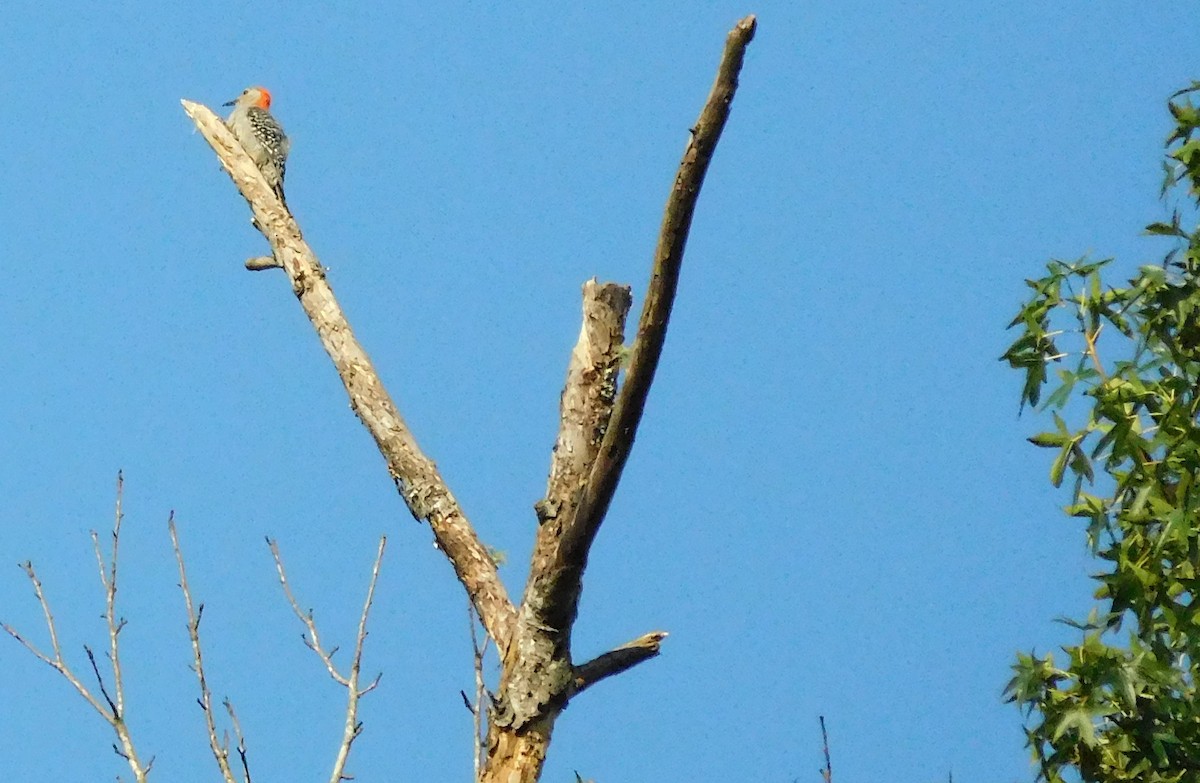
1002,82,1200,782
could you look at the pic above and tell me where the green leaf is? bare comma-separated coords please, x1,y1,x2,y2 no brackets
1069,442,1094,484
1044,375,1078,409
1050,443,1070,488
1144,221,1188,238
1052,708,1098,747
1029,432,1069,448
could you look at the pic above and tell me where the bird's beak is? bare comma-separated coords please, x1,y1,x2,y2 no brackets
222,99,235,106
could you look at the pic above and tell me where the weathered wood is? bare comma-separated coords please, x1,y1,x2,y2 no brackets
181,99,518,650
481,15,758,783
185,15,756,782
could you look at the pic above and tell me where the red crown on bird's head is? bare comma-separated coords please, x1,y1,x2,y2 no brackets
249,86,272,109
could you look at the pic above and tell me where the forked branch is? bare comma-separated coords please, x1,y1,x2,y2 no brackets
269,536,386,783
186,18,757,783
170,515,242,783
499,13,756,722
562,12,758,568
225,699,254,783
1,472,152,782
482,19,757,779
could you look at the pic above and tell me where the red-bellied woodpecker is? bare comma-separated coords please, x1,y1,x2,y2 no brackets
224,86,290,208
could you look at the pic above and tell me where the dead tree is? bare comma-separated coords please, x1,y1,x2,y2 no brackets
182,16,757,782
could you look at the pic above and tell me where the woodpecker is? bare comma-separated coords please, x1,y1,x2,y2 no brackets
224,86,290,208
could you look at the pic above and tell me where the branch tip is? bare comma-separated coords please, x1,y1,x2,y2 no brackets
246,256,283,271
572,630,670,697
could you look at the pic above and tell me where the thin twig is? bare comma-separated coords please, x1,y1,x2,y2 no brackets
331,536,386,783
467,602,492,782
1084,322,1107,379
84,645,118,714
224,698,253,783
98,473,147,777
171,515,239,783
1,562,108,714
268,538,349,686
1,473,150,782
819,715,832,783
97,470,129,720
268,536,386,783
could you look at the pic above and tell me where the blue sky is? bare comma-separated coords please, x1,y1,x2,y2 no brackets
1,2,1195,781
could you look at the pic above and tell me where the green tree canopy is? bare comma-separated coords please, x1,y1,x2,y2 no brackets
1003,82,1200,782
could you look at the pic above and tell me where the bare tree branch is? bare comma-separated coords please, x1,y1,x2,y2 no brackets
1,566,66,673
487,15,757,750
488,281,632,734
1,473,151,783
1,563,108,714
84,645,118,714
95,472,130,720
479,20,757,781
819,715,833,783
332,536,386,783
269,536,386,783
563,12,757,574
467,602,492,782
181,99,517,650
268,538,346,685
186,18,756,783
170,515,240,783
570,631,668,696
224,698,253,783
535,280,634,529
